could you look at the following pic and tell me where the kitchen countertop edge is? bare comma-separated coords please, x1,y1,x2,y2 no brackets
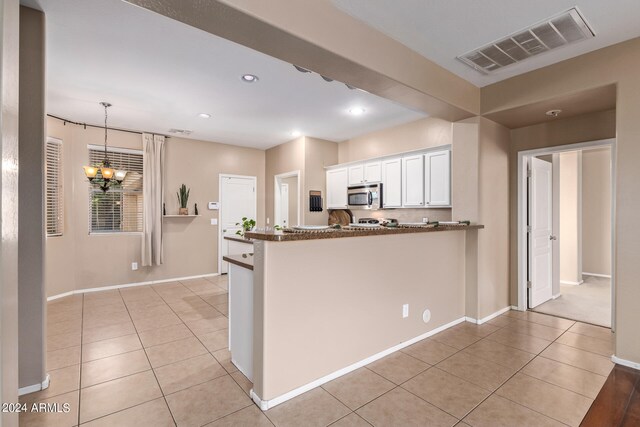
245,224,484,242
223,253,254,270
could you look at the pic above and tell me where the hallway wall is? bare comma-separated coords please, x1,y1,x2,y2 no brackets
582,148,612,276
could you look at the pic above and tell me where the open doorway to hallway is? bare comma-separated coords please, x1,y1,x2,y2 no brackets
519,140,614,328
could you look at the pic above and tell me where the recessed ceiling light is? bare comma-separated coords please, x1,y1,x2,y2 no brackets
241,74,259,83
545,109,562,117
348,107,366,116
197,113,211,119
291,130,302,137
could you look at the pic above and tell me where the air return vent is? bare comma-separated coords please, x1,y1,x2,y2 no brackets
458,8,594,74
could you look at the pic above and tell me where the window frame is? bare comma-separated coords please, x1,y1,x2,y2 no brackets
87,144,144,235
45,137,64,237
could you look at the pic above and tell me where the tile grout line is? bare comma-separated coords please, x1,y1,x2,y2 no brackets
148,280,255,423
475,326,594,426
118,287,179,427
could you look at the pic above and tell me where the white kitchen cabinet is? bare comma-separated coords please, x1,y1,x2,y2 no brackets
348,164,364,185
402,155,424,207
425,150,451,207
381,158,402,207
348,161,381,185
326,168,348,208
364,161,382,183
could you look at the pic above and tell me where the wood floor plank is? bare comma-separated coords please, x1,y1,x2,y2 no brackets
581,365,640,427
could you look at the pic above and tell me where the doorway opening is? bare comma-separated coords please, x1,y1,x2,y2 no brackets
274,170,300,229
218,174,257,274
518,139,615,328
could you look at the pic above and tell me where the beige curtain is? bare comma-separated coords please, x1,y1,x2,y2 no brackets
142,133,165,266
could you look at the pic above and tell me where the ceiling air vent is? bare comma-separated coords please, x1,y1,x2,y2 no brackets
168,128,193,136
458,8,594,74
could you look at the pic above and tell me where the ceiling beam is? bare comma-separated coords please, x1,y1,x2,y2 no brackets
124,0,480,121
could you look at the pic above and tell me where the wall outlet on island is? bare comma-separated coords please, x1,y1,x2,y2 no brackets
422,217,429,223
402,303,409,318
131,262,138,271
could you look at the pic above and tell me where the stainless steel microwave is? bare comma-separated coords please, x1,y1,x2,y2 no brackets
347,183,383,210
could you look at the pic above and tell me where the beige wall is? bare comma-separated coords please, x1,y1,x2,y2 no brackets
452,117,511,319
488,38,640,361
582,148,611,276
19,5,47,390
266,136,338,226
45,118,265,297
253,231,467,400
559,152,582,284
265,137,304,227
338,117,452,163
1,0,20,419
303,137,338,225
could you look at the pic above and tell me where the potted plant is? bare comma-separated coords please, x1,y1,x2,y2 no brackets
177,184,190,215
236,217,256,237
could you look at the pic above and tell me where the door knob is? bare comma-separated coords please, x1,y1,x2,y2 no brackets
549,235,557,240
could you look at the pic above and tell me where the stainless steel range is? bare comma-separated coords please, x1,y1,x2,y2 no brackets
358,217,398,227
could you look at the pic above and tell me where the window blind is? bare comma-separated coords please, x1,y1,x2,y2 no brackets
88,146,143,233
45,138,63,237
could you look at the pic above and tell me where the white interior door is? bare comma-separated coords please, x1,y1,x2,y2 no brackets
529,158,554,308
280,183,289,227
220,175,257,274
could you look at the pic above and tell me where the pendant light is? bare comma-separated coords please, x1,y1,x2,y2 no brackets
83,102,127,192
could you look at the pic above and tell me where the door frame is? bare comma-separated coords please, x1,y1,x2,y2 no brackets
274,170,301,228
218,174,258,275
517,138,616,329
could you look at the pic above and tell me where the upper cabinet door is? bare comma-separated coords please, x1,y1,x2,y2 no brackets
326,168,348,208
364,161,382,183
402,155,424,207
425,150,451,207
348,164,364,185
381,158,402,208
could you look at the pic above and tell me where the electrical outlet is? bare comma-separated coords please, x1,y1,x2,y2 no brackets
210,218,218,225
422,217,429,223
131,262,138,271
402,304,409,318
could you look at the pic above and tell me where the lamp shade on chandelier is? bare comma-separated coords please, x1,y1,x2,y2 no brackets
83,102,127,192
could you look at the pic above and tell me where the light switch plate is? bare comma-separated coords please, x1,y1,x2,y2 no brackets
208,202,219,210
210,218,218,225
402,304,409,318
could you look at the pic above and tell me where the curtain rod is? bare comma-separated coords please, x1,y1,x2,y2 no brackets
47,114,171,138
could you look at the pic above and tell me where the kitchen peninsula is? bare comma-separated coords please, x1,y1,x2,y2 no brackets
229,224,483,410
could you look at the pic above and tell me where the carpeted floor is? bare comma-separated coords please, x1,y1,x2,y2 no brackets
533,275,611,327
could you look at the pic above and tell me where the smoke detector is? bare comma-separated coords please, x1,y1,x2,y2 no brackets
458,8,595,74
546,109,562,117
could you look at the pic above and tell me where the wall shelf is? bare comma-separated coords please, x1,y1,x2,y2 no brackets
163,215,199,218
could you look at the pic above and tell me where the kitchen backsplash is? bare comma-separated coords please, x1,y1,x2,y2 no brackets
351,208,452,223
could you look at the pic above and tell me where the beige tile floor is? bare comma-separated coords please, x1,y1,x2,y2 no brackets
22,277,615,427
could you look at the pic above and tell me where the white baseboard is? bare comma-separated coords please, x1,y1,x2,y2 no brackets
583,272,612,279
47,273,220,301
560,280,584,286
552,293,561,299
510,305,520,311
612,355,640,371
18,374,50,396
250,316,466,410
464,306,511,325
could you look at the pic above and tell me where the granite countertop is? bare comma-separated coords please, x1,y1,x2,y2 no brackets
245,224,484,242
224,235,254,244
223,253,254,270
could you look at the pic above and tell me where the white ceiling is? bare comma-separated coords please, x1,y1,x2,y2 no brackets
332,0,640,87
24,0,424,149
